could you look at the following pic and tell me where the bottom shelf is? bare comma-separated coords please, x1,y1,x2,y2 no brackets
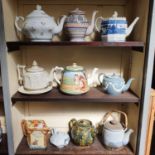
16,136,134,155
0,134,8,155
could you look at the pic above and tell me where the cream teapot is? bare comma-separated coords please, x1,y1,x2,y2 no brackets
15,5,67,41
17,61,53,91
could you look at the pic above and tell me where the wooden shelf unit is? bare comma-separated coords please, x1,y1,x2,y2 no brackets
0,134,8,155
16,136,134,155
7,41,144,52
11,88,140,104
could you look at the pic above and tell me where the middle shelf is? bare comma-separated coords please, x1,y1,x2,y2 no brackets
12,88,140,104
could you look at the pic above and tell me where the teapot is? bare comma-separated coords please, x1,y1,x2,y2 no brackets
15,5,67,41
64,8,98,42
53,63,89,95
50,128,70,149
102,110,134,149
17,60,53,91
98,73,134,96
69,119,96,146
95,11,139,42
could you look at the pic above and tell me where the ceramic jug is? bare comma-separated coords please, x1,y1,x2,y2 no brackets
50,128,70,148
102,110,133,149
98,73,134,96
69,119,96,146
53,63,89,95
15,5,67,41
95,11,139,42
17,60,53,91
64,8,98,42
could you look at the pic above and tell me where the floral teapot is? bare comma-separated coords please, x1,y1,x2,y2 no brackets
95,11,139,42
50,128,70,149
99,73,134,96
102,110,134,149
17,60,53,91
15,5,67,41
64,8,98,42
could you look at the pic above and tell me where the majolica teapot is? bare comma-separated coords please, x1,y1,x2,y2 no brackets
95,11,139,42
53,63,89,95
102,111,133,149
69,119,96,146
17,61,53,90
99,73,134,96
64,8,98,42
50,128,70,149
15,5,67,41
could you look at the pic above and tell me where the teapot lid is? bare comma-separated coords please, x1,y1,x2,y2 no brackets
104,120,124,131
27,61,44,72
27,5,50,18
103,11,126,20
66,63,84,71
70,8,85,15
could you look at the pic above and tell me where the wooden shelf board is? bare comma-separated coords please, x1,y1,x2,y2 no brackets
16,136,134,155
0,87,3,102
0,134,8,155
7,41,144,52
12,88,140,104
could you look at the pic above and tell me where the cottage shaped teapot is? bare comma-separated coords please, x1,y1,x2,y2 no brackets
99,73,134,96
102,110,133,149
95,11,139,42
17,60,53,91
15,5,67,41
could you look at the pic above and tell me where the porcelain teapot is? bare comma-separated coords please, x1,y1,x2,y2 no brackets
50,128,70,149
64,8,98,41
102,110,133,149
53,63,89,95
99,73,134,96
15,5,67,41
95,11,139,42
17,60,53,91
69,119,96,146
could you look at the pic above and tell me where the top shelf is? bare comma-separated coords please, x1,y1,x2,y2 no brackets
7,41,144,52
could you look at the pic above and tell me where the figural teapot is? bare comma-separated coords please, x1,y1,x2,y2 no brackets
95,11,139,42
64,8,98,42
17,60,53,91
99,73,134,96
102,110,133,149
15,5,67,41
53,63,89,95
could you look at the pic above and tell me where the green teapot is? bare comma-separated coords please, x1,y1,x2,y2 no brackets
69,119,96,146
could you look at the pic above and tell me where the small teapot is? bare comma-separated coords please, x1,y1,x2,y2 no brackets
17,60,53,91
98,73,134,96
50,128,70,149
53,63,89,95
102,110,133,149
64,8,98,42
15,5,67,41
69,119,96,146
95,11,139,42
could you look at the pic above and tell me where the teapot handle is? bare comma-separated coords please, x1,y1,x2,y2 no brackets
17,64,25,85
69,119,77,129
15,16,24,32
98,73,105,84
53,66,64,85
95,16,104,32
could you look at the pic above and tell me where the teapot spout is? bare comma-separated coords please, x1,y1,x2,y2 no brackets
53,15,67,34
86,10,98,35
123,78,134,92
126,17,139,37
123,129,134,146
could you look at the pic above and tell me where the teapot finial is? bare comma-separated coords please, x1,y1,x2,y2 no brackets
112,11,118,18
32,60,38,66
36,5,42,10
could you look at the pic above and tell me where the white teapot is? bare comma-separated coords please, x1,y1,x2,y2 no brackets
50,128,70,149
17,60,53,91
15,5,67,41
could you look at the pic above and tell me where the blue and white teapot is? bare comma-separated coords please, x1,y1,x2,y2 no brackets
98,73,134,96
95,11,139,42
